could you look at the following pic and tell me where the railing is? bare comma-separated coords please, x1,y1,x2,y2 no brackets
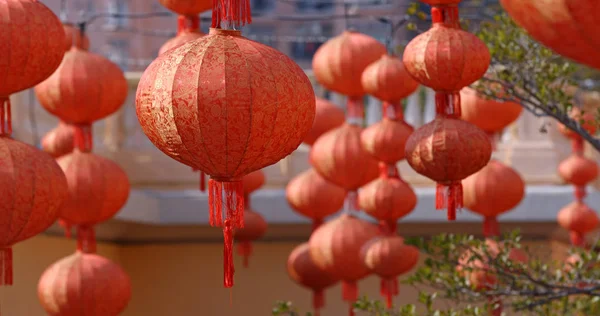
9,71,577,189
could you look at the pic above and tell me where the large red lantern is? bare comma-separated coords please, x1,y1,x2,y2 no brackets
500,0,600,70
361,236,419,308
57,151,130,253
303,98,345,146
286,169,346,229
403,1,492,221
35,47,128,125
136,0,316,288
309,214,380,315
38,251,132,316
462,160,525,237
159,15,205,55
42,121,75,158
287,243,338,316
0,0,65,101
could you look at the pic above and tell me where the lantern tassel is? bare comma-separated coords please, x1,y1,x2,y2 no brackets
58,219,72,239
223,221,235,288
483,216,500,238
0,248,13,286
570,231,585,247
236,241,252,268
211,0,252,29
0,97,12,137
379,278,396,308
312,289,325,316
342,281,358,302
436,182,463,220
76,225,97,254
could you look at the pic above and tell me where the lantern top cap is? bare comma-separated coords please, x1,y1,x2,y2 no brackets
209,28,242,37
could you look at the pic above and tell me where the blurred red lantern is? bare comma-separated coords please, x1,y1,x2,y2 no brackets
35,47,128,125
361,54,419,103
287,243,338,316
403,3,492,220
159,0,213,16
361,236,419,308
500,0,600,69
309,214,379,314
558,154,598,197
159,15,205,55
57,151,130,253
286,169,346,229
462,160,525,237
38,251,131,316
42,121,75,158
558,202,599,247
0,0,65,100
358,164,416,228
361,107,414,164
63,23,90,51
303,98,345,146
0,138,68,285
234,208,267,268
460,87,522,134
312,31,386,98
136,10,316,287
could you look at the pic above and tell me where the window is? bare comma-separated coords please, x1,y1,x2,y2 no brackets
105,0,129,30
106,39,130,71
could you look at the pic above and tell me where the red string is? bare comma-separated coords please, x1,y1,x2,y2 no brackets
431,5,460,28
0,248,13,286
483,216,500,238
0,98,11,137
435,92,461,119
76,225,97,254
313,290,325,315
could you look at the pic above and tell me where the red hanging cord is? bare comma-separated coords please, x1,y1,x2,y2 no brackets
0,98,12,137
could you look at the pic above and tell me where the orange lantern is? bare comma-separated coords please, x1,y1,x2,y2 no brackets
558,202,599,247
361,54,419,104
38,251,131,315
309,214,379,315
403,1,492,220
136,0,315,288
361,236,419,308
287,243,338,316
286,169,346,229
159,15,205,55
558,154,599,199
462,160,525,237
303,98,345,146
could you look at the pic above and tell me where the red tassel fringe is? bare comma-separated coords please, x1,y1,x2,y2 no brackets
76,225,97,254
483,216,500,238
58,219,73,238
572,138,584,154
570,231,585,247
434,92,461,119
0,97,12,136
313,289,325,316
436,182,463,221
0,248,13,286
208,179,244,288
379,278,398,308
342,281,358,302
236,241,252,268
211,0,252,29
73,124,93,152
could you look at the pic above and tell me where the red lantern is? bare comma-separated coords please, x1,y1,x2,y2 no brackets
136,2,316,287
234,208,267,267
312,31,386,98
359,164,416,227
361,107,414,164
558,202,599,247
558,154,598,189
309,214,380,315
0,138,68,285
462,160,525,237
303,98,345,146
286,169,346,229
460,87,522,134
361,236,419,308
159,15,205,55
310,123,379,193
361,54,419,103
57,151,130,253
287,243,338,316
35,47,128,125
0,0,65,100
38,251,131,316
63,23,90,51
159,0,213,16
403,2,492,220
500,0,600,70
42,121,75,158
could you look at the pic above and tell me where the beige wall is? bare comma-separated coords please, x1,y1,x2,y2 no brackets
5,237,569,316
